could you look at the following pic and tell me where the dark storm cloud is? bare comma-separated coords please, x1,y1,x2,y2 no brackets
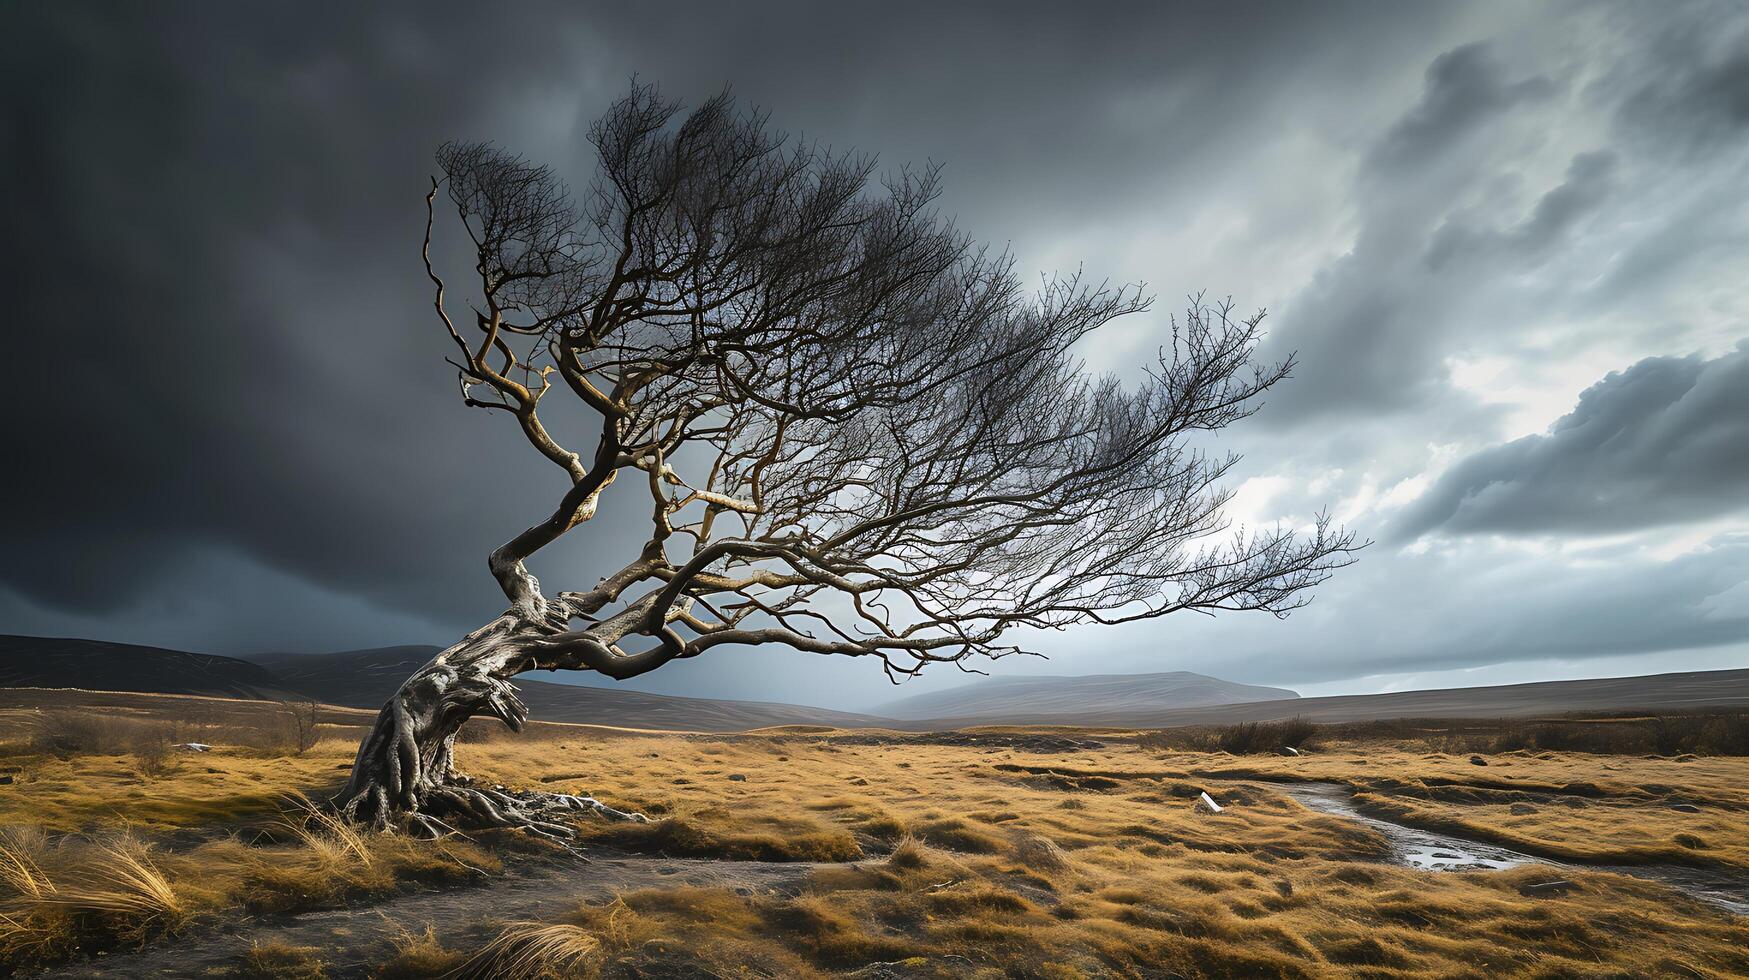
1394,344,1749,540
0,0,1449,649
1,5,604,635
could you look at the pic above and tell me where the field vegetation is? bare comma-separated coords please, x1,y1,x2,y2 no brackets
0,690,1743,977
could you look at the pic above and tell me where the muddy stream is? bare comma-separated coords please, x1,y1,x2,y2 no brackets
1269,780,1749,916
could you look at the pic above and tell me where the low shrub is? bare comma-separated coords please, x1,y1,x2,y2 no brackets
1487,713,1749,756
1140,717,1318,755
130,728,178,778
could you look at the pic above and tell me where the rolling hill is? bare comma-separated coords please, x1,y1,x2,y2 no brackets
246,646,898,732
0,636,892,732
5,635,1747,733
1029,668,1749,729
0,635,293,700
877,671,1298,724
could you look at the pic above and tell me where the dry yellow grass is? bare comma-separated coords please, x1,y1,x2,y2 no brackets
461,920,600,979
235,940,328,979
0,788,498,967
0,697,1744,976
375,922,468,978
444,731,1747,978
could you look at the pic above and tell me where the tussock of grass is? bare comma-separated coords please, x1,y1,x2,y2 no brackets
913,817,1005,854
53,835,183,921
462,921,598,979
1010,830,1068,872
0,816,495,969
375,923,467,978
236,940,327,979
571,807,862,862
0,828,193,962
884,835,928,870
277,791,374,870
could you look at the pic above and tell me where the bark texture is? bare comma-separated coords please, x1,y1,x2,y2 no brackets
332,616,647,837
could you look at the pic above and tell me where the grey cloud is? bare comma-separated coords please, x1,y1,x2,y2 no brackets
1029,524,1749,693
1255,40,1567,424
1364,43,1554,177
1608,11,1749,153
1394,344,1749,541
1425,150,1617,270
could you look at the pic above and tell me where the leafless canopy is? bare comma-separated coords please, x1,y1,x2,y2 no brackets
424,83,1359,685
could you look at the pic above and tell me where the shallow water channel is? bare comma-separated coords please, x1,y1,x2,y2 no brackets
1268,780,1749,916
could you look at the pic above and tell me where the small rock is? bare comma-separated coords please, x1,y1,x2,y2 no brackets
1278,746,1301,757
174,742,212,752
1195,791,1224,814
1670,803,1701,813
1509,803,1537,815
1469,755,1488,766
727,773,747,782
0,775,12,785
848,776,869,786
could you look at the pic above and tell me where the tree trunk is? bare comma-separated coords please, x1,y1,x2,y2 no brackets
331,614,645,838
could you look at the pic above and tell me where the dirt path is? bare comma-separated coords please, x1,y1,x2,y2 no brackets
39,851,837,978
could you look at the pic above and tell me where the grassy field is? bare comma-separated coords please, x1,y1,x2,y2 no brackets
0,690,1744,978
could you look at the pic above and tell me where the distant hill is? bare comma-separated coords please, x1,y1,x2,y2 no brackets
1045,668,1749,728
244,646,897,732
876,671,1298,724
8,635,1746,733
0,636,894,732
246,646,440,707
0,635,293,700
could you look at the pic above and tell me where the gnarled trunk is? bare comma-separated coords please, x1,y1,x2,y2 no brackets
332,614,646,838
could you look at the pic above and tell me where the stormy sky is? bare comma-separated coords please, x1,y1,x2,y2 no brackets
4,2,1747,711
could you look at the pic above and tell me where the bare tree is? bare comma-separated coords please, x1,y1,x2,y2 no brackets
334,83,1360,835
283,699,321,755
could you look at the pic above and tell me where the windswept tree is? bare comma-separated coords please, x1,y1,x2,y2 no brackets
335,84,1360,835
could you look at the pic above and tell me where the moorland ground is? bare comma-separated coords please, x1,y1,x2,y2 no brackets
0,689,1744,978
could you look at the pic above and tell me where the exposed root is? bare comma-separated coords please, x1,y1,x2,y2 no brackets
349,784,648,846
